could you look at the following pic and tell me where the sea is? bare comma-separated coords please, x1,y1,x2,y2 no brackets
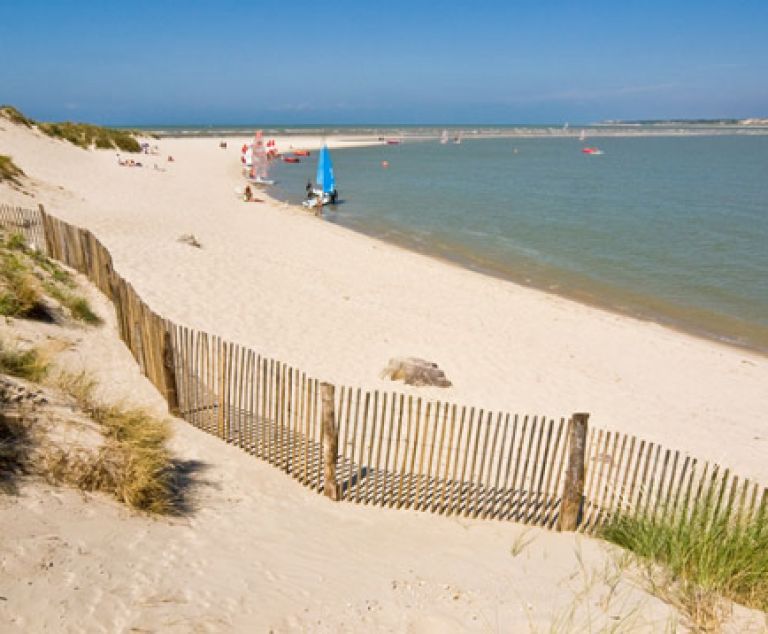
154,126,768,353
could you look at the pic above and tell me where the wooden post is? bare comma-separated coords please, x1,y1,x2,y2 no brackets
320,382,340,501
559,412,589,531
38,204,55,258
162,328,181,416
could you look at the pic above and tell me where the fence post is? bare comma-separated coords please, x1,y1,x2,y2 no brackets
38,204,55,257
162,328,181,417
320,382,340,501
559,412,589,531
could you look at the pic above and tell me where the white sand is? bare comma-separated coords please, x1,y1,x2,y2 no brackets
1,118,767,630
1,271,684,632
2,120,766,482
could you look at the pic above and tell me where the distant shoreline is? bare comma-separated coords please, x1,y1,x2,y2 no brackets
141,124,768,139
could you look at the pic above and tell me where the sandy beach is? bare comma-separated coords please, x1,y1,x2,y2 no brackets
2,120,766,482
2,117,768,631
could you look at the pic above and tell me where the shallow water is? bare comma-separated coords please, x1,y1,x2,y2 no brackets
269,136,768,352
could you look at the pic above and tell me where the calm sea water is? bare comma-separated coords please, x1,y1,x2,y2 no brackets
268,136,768,352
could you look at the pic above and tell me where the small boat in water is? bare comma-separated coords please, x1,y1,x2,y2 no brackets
283,156,301,163
582,147,604,155
302,144,338,209
293,150,310,156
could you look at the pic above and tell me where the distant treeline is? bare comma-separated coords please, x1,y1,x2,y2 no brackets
0,105,142,152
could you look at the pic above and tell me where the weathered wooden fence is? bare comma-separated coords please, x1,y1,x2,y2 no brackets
1,204,765,533
0,203,48,253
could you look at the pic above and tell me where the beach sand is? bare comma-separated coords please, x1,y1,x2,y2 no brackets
1,118,767,630
2,121,766,482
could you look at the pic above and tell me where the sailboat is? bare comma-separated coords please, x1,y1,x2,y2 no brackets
302,144,338,208
243,130,275,185
440,129,449,144
579,129,587,142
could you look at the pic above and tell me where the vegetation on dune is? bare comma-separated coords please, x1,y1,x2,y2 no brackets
0,246,44,318
602,500,768,629
37,121,142,152
49,371,177,514
0,105,34,127
0,340,48,383
0,154,25,186
0,104,141,152
0,407,31,492
0,230,101,324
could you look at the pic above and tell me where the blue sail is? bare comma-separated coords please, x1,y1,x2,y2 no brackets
316,145,335,194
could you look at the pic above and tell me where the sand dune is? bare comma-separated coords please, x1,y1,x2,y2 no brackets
1,118,767,631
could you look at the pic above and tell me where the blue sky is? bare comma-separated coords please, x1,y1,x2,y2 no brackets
1,0,767,124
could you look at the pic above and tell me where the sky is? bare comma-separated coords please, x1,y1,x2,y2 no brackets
1,0,767,125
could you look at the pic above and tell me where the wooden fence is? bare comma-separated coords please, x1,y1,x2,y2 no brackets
1,204,765,533
0,203,48,254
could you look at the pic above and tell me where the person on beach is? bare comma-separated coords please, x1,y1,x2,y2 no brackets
244,185,253,202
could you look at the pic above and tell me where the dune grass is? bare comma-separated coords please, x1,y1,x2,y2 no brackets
0,154,25,186
38,122,141,152
0,248,43,317
43,281,101,324
0,105,34,127
48,371,177,514
602,501,768,629
1,104,141,152
0,410,31,492
0,341,48,382
0,231,100,324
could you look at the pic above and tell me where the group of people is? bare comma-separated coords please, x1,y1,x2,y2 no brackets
117,155,142,167
117,153,174,168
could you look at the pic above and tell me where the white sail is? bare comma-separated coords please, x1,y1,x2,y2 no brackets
250,130,269,180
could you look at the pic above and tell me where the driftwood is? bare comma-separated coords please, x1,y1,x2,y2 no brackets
381,357,452,388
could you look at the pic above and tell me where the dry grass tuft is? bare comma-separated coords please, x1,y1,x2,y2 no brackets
0,230,100,324
0,155,25,186
0,340,48,382
0,248,44,317
0,411,31,492
0,105,34,127
49,370,177,514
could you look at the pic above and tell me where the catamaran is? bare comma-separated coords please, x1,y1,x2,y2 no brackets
302,144,338,208
242,130,275,185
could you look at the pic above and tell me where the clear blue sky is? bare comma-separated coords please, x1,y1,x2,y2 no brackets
1,0,767,124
